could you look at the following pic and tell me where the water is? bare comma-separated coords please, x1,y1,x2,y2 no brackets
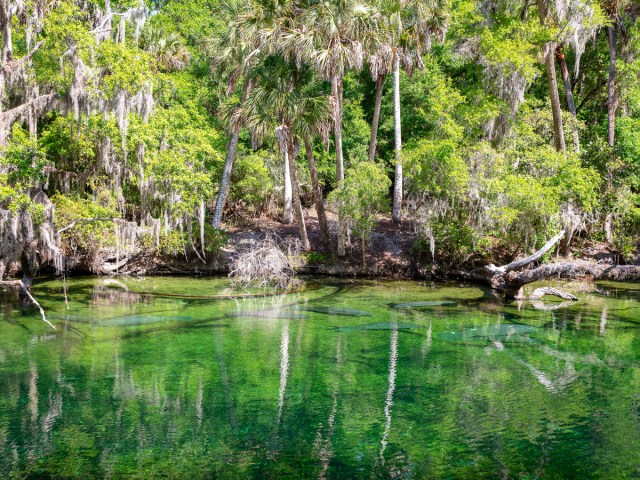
1,277,639,479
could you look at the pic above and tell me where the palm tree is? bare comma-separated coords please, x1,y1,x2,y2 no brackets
242,56,327,250
297,85,333,247
284,0,383,255
206,0,268,228
140,27,190,72
373,0,449,223
537,0,566,154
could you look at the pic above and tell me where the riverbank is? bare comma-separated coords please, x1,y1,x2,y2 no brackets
84,214,640,284
1,212,638,287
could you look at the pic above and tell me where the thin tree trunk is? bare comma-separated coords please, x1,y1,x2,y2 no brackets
332,75,346,256
606,25,617,147
392,57,403,223
283,146,293,224
605,25,617,244
0,1,12,114
287,132,310,250
0,2,13,65
212,80,251,228
556,44,580,151
304,136,330,246
368,75,385,162
212,131,240,228
537,0,566,155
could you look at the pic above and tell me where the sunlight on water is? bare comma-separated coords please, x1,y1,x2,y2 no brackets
0,277,639,478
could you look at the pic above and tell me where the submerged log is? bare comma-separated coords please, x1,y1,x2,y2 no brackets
528,287,578,301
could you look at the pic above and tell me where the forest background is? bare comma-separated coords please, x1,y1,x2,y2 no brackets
0,0,638,280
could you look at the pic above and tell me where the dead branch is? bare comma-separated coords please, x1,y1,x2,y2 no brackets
485,230,565,275
0,41,43,75
57,217,119,234
508,262,640,287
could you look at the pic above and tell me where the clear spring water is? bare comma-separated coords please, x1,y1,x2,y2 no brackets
1,277,639,479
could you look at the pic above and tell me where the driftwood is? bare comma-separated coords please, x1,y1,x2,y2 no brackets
482,230,640,299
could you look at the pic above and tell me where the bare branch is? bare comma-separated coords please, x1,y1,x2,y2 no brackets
57,217,119,235
485,230,565,275
0,41,44,75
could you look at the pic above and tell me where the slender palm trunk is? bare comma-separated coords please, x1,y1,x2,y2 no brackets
537,0,566,155
304,136,330,246
212,80,251,228
555,45,580,151
555,45,577,116
332,75,346,256
287,132,310,250
606,25,617,147
392,57,403,223
283,147,293,224
368,75,385,162
605,25,617,244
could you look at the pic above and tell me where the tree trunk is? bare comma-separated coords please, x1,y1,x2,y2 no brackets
212,79,251,228
604,25,617,244
537,0,566,155
212,131,240,228
332,75,346,256
606,25,617,147
0,1,13,65
304,136,330,246
392,57,403,223
283,146,293,224
286,133,310,251
556,44,580,151
368,75,385,162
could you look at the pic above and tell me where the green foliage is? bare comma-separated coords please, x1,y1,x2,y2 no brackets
0,176,45,223
157,230,188,257
230,151,274,212
1,125,48,183
1,0,638,269
329,162,391,244
52,195,120,254
194,222,228,255
305,251,327,264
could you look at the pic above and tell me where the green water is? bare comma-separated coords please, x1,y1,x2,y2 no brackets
1,277,640,479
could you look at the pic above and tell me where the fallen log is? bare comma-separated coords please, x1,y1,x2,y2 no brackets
479,230,640,299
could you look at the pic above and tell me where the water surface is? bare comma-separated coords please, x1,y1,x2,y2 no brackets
1,277,639,479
